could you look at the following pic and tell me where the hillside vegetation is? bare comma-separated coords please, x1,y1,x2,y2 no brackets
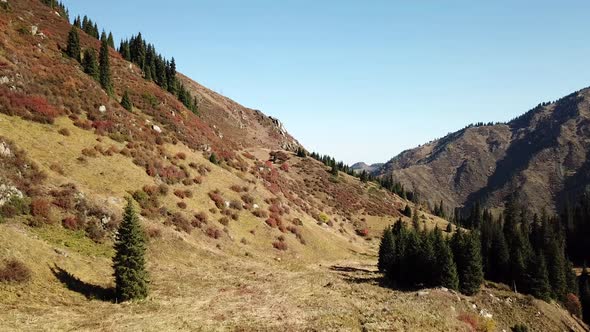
0,1,587,331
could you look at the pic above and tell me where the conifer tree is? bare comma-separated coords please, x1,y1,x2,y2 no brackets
107,32,115,48
120,91,133,111
113,198,149,302
99,38,113,95
433,227,459,290
445,222,452,233
458,232,484,295
403,205,412,218
565,260,578,296
489,227,510,283
73,15,81,28
378,227,395,274
331,163,339,176
82,48,99,80
66,26,81,62
579,266,590,323
527,252,551,301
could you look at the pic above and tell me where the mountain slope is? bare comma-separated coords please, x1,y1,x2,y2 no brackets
378,88,590,213
0,1,585,331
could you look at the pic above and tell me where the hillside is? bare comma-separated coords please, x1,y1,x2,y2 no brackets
0,1,587,331
377,88,590,214
351,162,384,175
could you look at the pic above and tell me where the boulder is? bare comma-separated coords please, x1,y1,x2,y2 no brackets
0,142,12,157
0,184,23,206
152,125,162,133
98,105,106,113
31,25,38,35
0,76,9,85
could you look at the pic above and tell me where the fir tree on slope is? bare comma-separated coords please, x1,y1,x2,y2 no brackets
120,91,133,111
66,26,80,62
433,227,459,290
82,48,99,80
113,198,149,302
99,37,112,95
377,227,395,273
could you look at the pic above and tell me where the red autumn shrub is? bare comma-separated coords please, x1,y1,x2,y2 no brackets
457,313,478,331
356,228,369,237
272,241,288,251
252,210,268,218
175,152,187,160
206,226,222,239
208,191,225,209
280,163,289,172
177,201,187,209
174,189,187,199
62,216,80,230
230,185,243,193
265,218,278,228
30,198,51,220
241,194,254,204
565,293,582,317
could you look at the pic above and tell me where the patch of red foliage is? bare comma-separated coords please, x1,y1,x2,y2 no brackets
0,88,62,124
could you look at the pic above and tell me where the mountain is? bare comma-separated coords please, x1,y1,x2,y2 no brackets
378,88,590,214
351,162,384,174
0,1,586,331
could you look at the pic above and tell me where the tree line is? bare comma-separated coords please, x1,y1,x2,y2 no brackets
118,34,198,114
40,0,69,20
378,219,482,295
63,3,199,115
449,195,589,322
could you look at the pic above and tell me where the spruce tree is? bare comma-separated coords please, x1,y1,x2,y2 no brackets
565,260,578,296
82,48,99,80
433,227,459,290
113,198,149,302
331,163,339,176
107,32,115,48
527,252,551,301
578,266,590,323
120,91,133,111
66,26,81,62
99,38,113,95
458,232,484,295
378,227,395,274
411,208,420,230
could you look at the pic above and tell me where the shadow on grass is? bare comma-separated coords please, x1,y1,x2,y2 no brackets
50,264,115,302
329,265,384,285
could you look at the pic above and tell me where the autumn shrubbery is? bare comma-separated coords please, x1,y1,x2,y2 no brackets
0,259,32,283
0,88,62,124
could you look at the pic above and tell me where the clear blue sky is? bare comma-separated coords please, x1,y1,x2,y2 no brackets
62,0,590,164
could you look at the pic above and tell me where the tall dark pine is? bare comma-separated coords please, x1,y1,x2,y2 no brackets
113,199,149,302
66,27,81,62
377,227,395,274
107,32,115,48
579,266,590,324
99,38,113,95
458,232,484,295
83,49,99,80
526,252,551,301
433,227,459,290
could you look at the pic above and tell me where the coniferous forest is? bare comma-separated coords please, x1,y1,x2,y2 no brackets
380,193,590,323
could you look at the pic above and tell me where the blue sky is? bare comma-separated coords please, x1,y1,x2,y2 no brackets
62,0,590,164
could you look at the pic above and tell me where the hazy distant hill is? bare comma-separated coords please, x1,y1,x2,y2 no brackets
351,162,384,174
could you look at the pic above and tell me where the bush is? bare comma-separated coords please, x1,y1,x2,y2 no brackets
208,191,225,209
252,210,268,218
511,324,529,332
175,152,187,160
206,226,222,239
272,240,288,251
30,198,52,220
177,201,187,209
0,195,31,218
58,128,71,136
62,216,80,230
0,259,32,283
241,194,254,205
146,225,162,239
219,217,230,226
170,212,192,233
229,200,243,210
565,293,582,318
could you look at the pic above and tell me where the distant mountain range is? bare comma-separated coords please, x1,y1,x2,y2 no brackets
366,88,590,214
350,162,384,174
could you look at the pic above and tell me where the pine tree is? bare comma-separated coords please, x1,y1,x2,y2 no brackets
113,198,149,302
82,48,99,80
331,163,339,176
120,91,133,111
209,153,218,165
66,26,81,62
458,232,484,295
527,251,551,301
378,227,395,274
99,38,113,95
403,205,412,218
565,260,578,296
489,227,510,283
578,266,590,323
433,227,459,290
107,32,115,48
